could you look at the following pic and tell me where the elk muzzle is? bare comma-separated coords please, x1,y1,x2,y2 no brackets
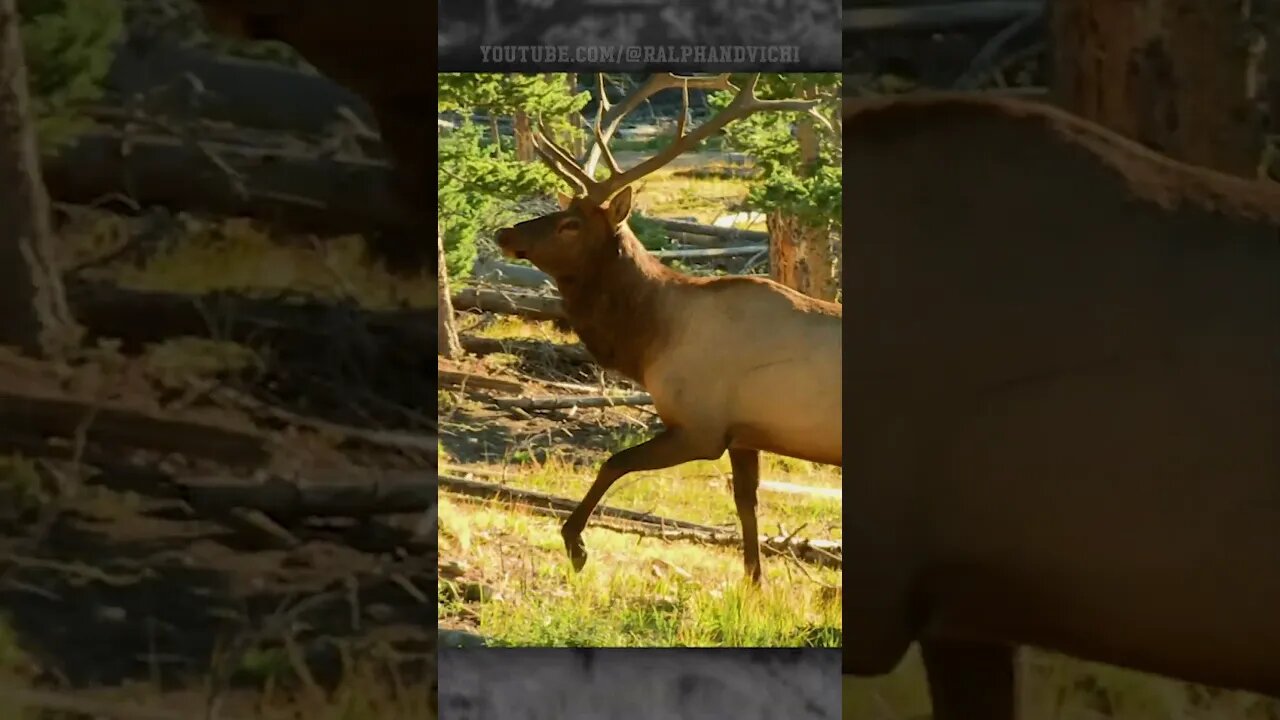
494,228,527,260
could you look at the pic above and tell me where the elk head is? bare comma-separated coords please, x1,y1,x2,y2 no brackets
496,188,634,279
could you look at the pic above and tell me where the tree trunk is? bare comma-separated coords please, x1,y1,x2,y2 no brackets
513,110,534,162
437,227,462,358
489,114,501,152
767,84,839,302
767,210,838,302
1050,0,1265,176
565,73,584,158
1265,0,1280,142
0,0,79,357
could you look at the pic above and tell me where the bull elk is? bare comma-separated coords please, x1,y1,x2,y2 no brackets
494,74,842,583
842,92,1280,717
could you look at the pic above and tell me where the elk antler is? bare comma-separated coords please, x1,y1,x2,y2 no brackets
532,73,829,204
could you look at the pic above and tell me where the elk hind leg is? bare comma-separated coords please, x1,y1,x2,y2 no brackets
728,448,763,583
562,427,723,571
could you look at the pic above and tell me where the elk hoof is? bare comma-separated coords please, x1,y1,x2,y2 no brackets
564,534,589,572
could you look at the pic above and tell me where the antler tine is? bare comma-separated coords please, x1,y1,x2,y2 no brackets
532,121,597,195
674,79,690,140
595,73,612,113
592,115,623,176
586,73,827,199
531,126,590,195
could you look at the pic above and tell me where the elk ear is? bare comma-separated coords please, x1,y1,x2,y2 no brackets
557,192,574,210
606,186,633,227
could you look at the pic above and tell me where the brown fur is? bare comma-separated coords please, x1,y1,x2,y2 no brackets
842,93,1280,717
497,189,842,581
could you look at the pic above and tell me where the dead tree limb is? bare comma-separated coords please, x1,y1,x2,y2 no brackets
651,246,766,259
65,279,436,355
491,393,652,410
459,335,594,365
440,473,733,533
451,287,565,321
438,369,526,394
646,218,769,244
43,127,412,238
473,258,555,290
0,388,270,466
178,469,436,520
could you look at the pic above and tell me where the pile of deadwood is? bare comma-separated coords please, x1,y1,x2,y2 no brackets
0,347,439,558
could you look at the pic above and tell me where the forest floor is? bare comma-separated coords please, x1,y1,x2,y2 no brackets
0,211,438,719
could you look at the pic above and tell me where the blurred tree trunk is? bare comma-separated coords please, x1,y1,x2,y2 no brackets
1050,0,1265,176
0,0,79,357
768,83,838,302
1264,0,1280,177
513,110,534,161
436,227,461,359
565,73,584,158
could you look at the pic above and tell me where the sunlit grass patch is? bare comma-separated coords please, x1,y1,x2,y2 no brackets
438,495,840,648
103,220,437,309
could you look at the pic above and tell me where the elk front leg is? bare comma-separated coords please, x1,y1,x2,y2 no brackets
728,448,762,583
562,428,723,572
920,637,1016,720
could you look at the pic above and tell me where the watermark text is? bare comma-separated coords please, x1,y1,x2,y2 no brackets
478,44,801,66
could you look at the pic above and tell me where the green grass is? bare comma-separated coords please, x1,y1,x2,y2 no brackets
438,450,841,648
83,218,438,309
845,648,1280,720
634,167,758,225
438,494,840,648
479,448,841,539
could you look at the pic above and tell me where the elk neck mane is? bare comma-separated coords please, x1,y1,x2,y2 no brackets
843,93,1280,226
552,221,681,383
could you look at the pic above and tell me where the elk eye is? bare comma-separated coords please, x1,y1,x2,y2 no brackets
559,219,581,233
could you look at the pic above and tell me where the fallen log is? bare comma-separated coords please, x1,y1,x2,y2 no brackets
65,279,436,354
472,259,555,290
208,386,439,459
103,40,377,136
64,281,440,422
647,218,769,244
491,393,653,410
650,246,766,259
440,473,735,533
451,287,565,321
459,335,594,365
0,388,270,466
43,127,411,238
0,423,437,523
178,468,436,520
438,369,526,395
439,473,841,569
